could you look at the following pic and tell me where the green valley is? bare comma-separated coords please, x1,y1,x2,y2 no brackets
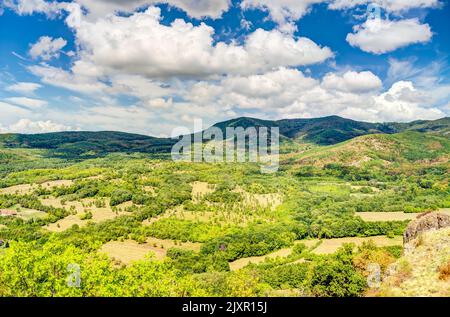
0,116,449,297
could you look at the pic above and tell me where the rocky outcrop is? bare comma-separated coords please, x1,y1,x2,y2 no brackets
403,212,450,243
377,227,450,297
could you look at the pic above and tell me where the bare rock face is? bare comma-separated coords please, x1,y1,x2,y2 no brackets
403,212,450,243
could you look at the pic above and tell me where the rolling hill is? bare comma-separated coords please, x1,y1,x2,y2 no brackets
0,116,448,159
210,115,396,145
210,115,449,145
0,131,176,159
288,131,450,168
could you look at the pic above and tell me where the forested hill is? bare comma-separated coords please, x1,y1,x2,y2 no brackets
0,131,176,159
0,116,448,159
212,116,450,145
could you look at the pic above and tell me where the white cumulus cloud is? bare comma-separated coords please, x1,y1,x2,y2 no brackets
62,7,332,79
322,71,382,93
74,0,231,20
346,18,432,54
0,0,63,16
0,119,75,134
329,0,440,12
241,0,326,32
29,36,67,60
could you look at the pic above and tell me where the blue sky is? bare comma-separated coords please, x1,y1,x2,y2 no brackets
0,0,449,135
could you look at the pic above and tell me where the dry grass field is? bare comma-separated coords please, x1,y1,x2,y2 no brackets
146,237,201,251
229,247,294,271
17,208,47,220
357,212,417,222
100,237,201,265
100,240,165,264
0,180,73,195
191,181,215,201
44,197,128,232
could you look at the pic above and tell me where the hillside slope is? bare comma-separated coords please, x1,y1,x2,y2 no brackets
212,116,449,145
290,131,450,167
376,226,450,297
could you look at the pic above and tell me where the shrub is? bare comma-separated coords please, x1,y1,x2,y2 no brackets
438,260,450,281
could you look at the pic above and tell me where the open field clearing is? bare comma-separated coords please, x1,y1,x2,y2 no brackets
229,247,294,271
141,205,183,226
307,183,351,195
437,208,450,215
233,186,283,210
45,214,86,232
155,206,267,226
357,212,417,222
312,236,403,255
191,182,215,201
357,210,450,222
1,207,47,220
350,193,376,198
143,205,275,228
142,186,156,195
41,197,83,211
144,183,283,228
229,239,320,271
44,198,128,232
100,240,165,264
0,180,74,195
17,208,47,220
146,237,201,252
349,185,381,192
100,238,201,265
164,209,254,225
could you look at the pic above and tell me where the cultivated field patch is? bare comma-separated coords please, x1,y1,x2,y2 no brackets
233,186,283,210
191,181,215,202
357,209,450,222
17,208,47,220
0,180,73,195
100,240,165,265
357,212,417,222
100,237,201,265
312,236,403,255
146,237,201,252
44,197,127,232
229,239,319,271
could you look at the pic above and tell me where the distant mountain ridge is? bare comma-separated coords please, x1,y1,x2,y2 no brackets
211,115,449,145
0,116,448,158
